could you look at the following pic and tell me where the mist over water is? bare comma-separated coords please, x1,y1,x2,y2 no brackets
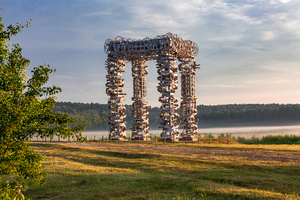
84,124,300,139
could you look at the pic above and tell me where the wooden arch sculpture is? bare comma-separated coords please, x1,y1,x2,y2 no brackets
104,33,200,141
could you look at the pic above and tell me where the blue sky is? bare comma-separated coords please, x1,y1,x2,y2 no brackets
2,0,300,106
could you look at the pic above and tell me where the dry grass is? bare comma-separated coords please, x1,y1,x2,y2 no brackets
25,141,300,199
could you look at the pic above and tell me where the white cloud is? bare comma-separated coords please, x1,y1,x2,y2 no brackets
271,0,292,4
261,31,276,40
208,34,244,42
83,10,112,17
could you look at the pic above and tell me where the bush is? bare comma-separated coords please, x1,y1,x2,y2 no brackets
260,134,300,144
237,134,300,144
202,133,215,139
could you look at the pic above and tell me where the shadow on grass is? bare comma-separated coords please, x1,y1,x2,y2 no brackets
25,172,279,200
88,150,161,159
25,173,196,200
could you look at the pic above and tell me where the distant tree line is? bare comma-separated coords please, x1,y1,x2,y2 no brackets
196,104,300,126
52,102,300,130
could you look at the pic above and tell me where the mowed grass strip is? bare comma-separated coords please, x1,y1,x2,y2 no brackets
25,142,300,200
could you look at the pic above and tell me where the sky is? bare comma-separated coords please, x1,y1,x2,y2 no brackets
1,0,300,107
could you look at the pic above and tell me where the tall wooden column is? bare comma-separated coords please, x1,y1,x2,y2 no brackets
179,57,200,139
157,53,179,139
105,56,126,139
131,60,150,139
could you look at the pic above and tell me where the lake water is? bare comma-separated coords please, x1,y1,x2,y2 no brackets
33,125,300,141
84,125,300,139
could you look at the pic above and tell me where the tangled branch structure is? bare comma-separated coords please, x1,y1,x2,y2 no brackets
105,33,200,140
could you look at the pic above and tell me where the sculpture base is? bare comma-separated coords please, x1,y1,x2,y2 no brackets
131,136,149,141
179,136,198,142
158,138,179,142
110,137,125,141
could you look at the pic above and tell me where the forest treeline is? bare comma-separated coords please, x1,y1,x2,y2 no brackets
52,102,300,130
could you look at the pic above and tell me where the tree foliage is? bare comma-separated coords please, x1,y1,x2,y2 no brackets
52,102,162,130
0,15,85,199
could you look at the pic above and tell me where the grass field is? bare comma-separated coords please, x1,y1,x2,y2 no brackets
25,141,300,200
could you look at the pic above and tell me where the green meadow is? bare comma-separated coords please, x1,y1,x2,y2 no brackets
25,141,300,200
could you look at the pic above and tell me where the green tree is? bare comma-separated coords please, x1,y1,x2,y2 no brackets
0,16,85,199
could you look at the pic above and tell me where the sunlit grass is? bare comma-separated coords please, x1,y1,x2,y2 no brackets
25,141,300,199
